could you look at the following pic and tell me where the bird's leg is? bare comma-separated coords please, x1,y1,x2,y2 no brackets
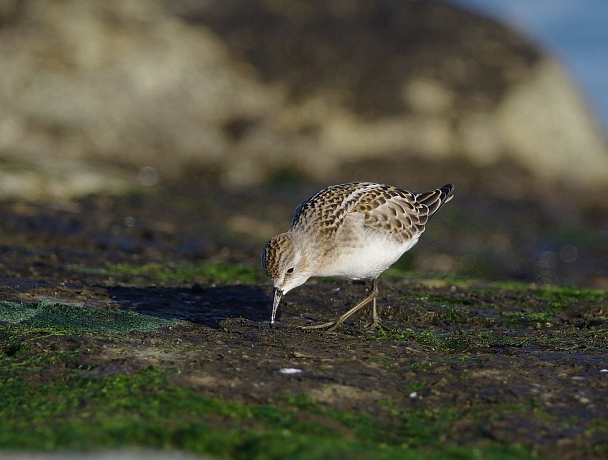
365,278,382,329
365,295,382,330
301,278,379,331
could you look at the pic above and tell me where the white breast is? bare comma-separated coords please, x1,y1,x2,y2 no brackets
315,235,420,280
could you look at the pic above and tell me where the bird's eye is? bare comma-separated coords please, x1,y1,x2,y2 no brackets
286,267,295,275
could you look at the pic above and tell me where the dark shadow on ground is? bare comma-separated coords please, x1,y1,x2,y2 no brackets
107,284,271,329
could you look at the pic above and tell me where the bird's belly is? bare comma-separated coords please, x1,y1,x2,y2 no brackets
316,236,419,280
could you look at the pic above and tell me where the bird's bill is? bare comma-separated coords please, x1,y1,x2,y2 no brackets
270,287,283,326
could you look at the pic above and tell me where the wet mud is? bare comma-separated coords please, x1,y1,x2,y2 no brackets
1,183,607,459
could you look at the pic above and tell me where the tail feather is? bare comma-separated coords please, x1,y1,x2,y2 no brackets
415,183,454,217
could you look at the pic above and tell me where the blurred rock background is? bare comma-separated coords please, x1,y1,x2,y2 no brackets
1,0,607,287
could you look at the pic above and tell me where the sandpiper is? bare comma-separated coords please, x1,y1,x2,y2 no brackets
261,182,454,331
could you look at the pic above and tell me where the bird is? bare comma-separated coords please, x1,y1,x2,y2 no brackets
261,181,454,331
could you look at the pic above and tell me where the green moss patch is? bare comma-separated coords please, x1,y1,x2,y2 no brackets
0,300,179,334
0,364,534,460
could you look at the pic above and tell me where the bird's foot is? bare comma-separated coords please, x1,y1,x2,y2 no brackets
365,319,382,330
365,320,384,333
300,319,342,331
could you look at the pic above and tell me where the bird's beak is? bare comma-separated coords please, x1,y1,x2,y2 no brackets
270,287,283,327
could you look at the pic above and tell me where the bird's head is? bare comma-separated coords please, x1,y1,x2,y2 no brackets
261,232,313,325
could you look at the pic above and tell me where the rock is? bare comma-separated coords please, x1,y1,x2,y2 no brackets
495,58,608,185
0,0,606,198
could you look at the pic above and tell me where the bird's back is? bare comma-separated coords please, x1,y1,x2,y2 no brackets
290,182,454,244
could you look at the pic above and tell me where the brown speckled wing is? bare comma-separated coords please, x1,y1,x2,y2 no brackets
359,183,454,243
290,182,375,236
290,182,454,244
